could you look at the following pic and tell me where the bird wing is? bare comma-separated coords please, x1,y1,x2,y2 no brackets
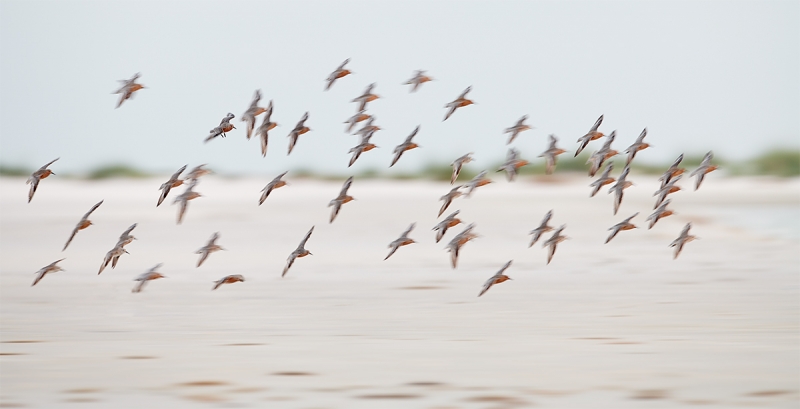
82,200,104,220
478,276,496,297
546,242,558,264
299,226,314,247
63,226,80,251
402,223,416,237
590,115,603,133
177,199,188,224
282,253,297,277
384,243,400,260
197,250,209,267
339,177,353,196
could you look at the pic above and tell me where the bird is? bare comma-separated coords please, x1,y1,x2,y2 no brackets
204,113,236,143
390,126,421,167
464,170,492,197
575,115,604,157
26,158,59,203
344,110,371,133
404,70,433,92
659,154,686,189
529,210,554,247
543,224,568,264
670,223,698,259
496,148,529,181
653,174,682,209
439,185,463,217
354,116,381,138
259,171,289,205
478,260,513,297
589,163,615,197
624,128,650,165
586,130,618,177
98,244,129,275
689,151,718,191
608,165,633,215
539,134,567,175
605,212,639,244
255,100,277,157
157,165,187,206
196,232,225,267
503,115,533,144
450,153,474,184
113,72,145,108
32,258,65,287
212,274,245,290
385,223,416,260
646,199,674,229
283,226,314,277
288,112,311,155
348,132,378,167
432,210,463,243
116,223,137,248
446,223,479,269
132,264,166,293
241,90,268,140
352,83,379,111
173,179,202,224
325,58,352,90
63,200,103,251
443,86,474,121
185,164,211,181
328,176,355,223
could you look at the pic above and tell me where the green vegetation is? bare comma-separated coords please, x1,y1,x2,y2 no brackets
749,149,800,177
0,165,31,177
87,165,151,180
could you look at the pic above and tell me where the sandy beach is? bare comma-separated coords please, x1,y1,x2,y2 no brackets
0,174,798,408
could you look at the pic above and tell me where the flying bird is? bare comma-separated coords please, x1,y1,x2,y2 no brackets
586,130,618,177
173,179,202,224
157,165,187,206
116,223,137,248
539,134,567,175
212,274,245,290
98,244,129,275
543,225,569,265
344,110,371,133
464,170,492,197
32,258,65,287
670,223,697,259
185,164,212,181
132,264,166,293
439,185,463,217
348,132,378,167
689,151,718,191
659,154,686,189
196,232,225,267
529,210,554,247
385,223,417,260
653,175,682,209
605,212,639,244
328,176,355,223
624,128,651,165
646,199,674,229
443,86,474,121
241,90,268,140
259,171,289,205
283,226,314,277
450,152,474,184
446,223,479,269
404,70,433,92
113,72,145,108
390,126,421,167
496,148,529,181
575,115,604,157
26,158,59,203
255,100,278,157
589,163,615,197
354,116,381,138
608,165,633,215
478,260,513,297
204,113,236,143
63,200,103,251
352,83,379,111
325,58,352,90
288,112,311,155
503,115,533,144
432,210,463,243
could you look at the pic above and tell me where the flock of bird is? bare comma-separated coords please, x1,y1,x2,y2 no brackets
25,59,718,296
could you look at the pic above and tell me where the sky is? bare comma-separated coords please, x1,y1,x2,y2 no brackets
0,0,798,176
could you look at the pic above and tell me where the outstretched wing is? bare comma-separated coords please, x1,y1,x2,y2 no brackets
590,115,603,133
339,176,353,196
299,226,314,248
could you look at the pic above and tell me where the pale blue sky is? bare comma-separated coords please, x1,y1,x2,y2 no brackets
1,0,797,175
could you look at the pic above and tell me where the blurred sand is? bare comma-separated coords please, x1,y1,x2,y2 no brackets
0,175,798,408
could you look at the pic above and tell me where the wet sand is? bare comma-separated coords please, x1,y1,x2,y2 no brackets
1,175,798,408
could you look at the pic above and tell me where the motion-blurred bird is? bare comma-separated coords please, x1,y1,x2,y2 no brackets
328,176,354,223
354,116,381,138
241,90,268,140
256,101,277,157
385,223,416,260
390,126,421,167
212,274,245,290
605,212,638,244
586,130,618,177
204,113,236,143
543,224,568,264
157,165,187,207
539,134,567,175
113,73,145,108
478,260,513,297
529,210,554,247
325,58,352,90
132,264,166,293
433,210,463,243
116,223,137,247
689,151,718,191
503,115,533,144
496,148,529,181
670,223,697,259
464,170,492,197
575,115,604,157
404,70,433,92
344,110,371,133
288,112,311,155
624,128,650,165
27,158,59,203
63,200,103,251
352,83,379,111
450,152,474,184
259,171,289,205
439,185,463,217
348,132,378,167
283,226,314,277
98,244,129,275
185,164,212,181
659,154,686,189
608,165,633,215
646,199,674,229
589,163,615,197
443,86,474,121
653,174,682,209
32,258,65,287
196,232,225,267
446,223,479,269
173,179,202,224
